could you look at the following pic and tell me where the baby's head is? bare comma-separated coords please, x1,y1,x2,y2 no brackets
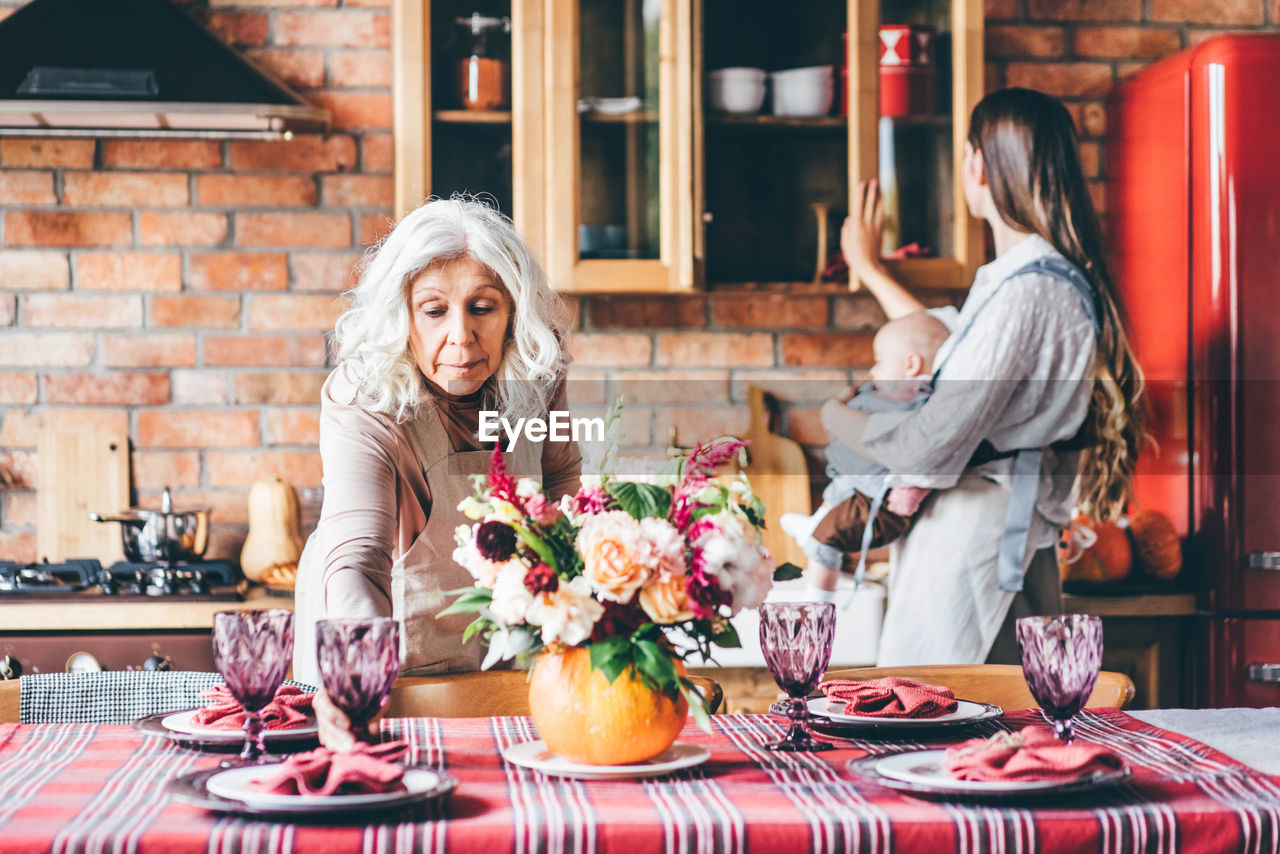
869,311,950,385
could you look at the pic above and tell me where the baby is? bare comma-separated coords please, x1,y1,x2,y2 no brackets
781,310,951,596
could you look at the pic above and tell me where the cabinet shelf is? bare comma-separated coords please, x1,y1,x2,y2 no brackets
433,110,512,125
707,113,846,130
880,113,953,128
580,110,659,124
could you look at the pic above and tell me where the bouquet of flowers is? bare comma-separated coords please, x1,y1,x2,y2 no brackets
443,435,799,722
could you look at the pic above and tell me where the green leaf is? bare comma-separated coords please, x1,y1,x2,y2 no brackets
712,621,742,649
437,587,493,618
679,678,713,734
606,481,672,520
513,524,557,569
773,561,804,582
634,639,680,696
741,501,765,529
462,615,492,644
589,635,632,685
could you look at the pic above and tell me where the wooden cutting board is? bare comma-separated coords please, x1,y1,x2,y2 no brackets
738,386,812,568
36,428,131,563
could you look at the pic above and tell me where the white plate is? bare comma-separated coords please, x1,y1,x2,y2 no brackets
502,740,710,780
205,765,443,811
872,749,1129,794
161,709,318,740
808,697,991,726
578,96,643,114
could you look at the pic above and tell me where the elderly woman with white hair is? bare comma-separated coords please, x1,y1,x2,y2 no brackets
293,197,581,746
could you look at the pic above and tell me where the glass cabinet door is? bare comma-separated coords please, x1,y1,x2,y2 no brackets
697,0,981,290
699,0,849,287
393,0,542,246
542,0,696,292
850,0,983,289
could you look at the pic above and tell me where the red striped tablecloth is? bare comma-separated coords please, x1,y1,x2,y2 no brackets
0,709,1277,854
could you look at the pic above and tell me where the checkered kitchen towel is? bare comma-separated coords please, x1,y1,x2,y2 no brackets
18,672,319,724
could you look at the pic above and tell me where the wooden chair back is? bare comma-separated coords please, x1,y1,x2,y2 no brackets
821,664,1135,711
384,671,723,718
0,680,18,723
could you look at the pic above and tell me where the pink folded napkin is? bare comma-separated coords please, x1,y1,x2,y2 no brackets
942,727,1125,783
248,741,410,796
189,685,314,731
818,677,959,719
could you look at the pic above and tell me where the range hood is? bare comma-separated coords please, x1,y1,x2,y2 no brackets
0,0,328,139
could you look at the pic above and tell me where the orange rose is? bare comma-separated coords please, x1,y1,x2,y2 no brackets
577,511,651,603
639,573,695,624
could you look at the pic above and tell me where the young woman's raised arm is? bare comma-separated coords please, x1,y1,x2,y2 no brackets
842,179,926,320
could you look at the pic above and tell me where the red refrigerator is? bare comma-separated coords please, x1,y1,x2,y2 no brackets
1109,34,1280,707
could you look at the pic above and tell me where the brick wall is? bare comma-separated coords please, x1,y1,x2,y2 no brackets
0,0,393,561
0,0,1277,564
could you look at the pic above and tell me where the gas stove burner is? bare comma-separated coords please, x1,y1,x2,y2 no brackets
105,559,239,591
0,558,243,600
0,559,102,593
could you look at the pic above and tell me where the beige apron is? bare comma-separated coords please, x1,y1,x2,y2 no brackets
395,407,540,676
293,405,541,684
875,472,1060,666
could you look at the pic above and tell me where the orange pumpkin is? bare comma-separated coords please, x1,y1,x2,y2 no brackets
528,646,688,765
1128,510,1182,580
1060,515,1133,584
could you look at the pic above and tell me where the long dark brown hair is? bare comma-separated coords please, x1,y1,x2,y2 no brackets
968,87,1147,522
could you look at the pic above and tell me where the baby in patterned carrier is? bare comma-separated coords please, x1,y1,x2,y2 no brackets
781,310,951,594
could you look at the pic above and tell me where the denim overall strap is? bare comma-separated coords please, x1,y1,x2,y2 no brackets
994,255,1102,592
850,481,890,592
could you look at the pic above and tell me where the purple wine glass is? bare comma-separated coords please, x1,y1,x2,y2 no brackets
315,617,402,744
759,601,837,752
211,609,294,762
1017,614,1103,744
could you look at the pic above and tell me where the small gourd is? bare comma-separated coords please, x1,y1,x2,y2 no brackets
240,477,305,584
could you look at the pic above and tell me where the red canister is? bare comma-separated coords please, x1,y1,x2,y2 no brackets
878,24,936,116
878,24,935,67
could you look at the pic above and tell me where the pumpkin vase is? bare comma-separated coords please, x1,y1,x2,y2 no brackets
527,646,688,765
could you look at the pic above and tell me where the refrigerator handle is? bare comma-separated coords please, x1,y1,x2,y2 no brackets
1246,664,1280,683
1245,553,1280,570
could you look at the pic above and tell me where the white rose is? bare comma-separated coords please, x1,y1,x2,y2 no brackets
516,478,542,498
489,561,534,625
526,576,605,647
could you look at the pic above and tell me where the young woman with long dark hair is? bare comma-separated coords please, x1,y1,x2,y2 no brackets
822,87,1146,664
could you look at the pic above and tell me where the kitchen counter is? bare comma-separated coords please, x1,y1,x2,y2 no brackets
0,586,294,631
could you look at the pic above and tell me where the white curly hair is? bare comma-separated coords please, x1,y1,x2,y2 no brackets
333,196,569,422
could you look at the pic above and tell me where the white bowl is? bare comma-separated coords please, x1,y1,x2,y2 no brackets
770,65,835,117
707,67,767,113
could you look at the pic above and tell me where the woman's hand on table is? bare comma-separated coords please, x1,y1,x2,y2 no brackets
842,179,888,290
314,688,385,751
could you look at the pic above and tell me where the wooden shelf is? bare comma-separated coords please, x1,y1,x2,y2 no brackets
433,110,512,125
707,113,846,130
580,110,658,124
1062,591,1198,618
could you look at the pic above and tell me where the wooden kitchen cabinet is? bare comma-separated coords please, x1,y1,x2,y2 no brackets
393,0,983,293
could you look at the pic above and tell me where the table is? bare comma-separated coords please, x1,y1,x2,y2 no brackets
2,710,1278,853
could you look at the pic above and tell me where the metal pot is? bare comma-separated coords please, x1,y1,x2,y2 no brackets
90,487,210,564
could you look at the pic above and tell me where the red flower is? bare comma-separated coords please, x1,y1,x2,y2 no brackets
685,560,730,620
589,599,647,642
569,485,609,516
487,444,523,510
523,562,559,595
476,520,518,562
